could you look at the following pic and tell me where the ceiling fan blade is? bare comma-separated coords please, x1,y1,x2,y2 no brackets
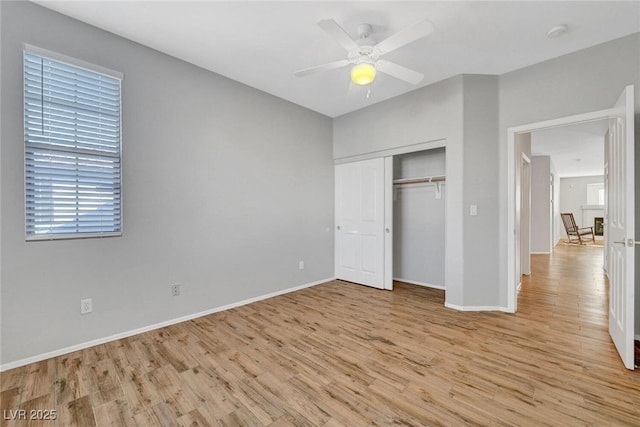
317,19,359,51
294,59,350,78
374,19,435,55
376,60,424,85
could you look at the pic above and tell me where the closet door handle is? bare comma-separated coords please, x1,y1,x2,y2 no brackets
337,225,341,230
385,228,390,233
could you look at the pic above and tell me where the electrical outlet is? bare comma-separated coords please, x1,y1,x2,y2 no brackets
299,261,304,270
80,298,92,314
170,284,180,296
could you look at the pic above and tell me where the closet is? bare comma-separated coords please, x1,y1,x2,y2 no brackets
393,148,446,289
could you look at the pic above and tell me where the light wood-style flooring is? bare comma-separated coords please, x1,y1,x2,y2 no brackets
2,244,640,426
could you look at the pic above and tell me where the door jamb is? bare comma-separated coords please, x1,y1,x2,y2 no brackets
384,156,393,290
520,152,532,281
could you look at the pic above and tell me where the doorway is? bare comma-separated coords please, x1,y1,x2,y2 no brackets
392,148,446,290
530,119,608,254
507,108,627,311
506,85,635,369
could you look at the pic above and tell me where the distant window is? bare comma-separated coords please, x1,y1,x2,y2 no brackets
24,46,123,240
586,183,605,206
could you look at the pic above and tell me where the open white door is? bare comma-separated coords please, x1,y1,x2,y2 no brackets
608,85,635,370
335,158,387,289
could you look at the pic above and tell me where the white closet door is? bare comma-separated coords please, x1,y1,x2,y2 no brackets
335,158,386,289
608,85,635,370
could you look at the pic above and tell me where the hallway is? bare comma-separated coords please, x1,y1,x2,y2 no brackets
518,243,640,421
520,243,610,360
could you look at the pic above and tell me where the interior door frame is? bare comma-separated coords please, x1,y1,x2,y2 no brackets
384,156,393,290
506,108,616,313
550,172,555,252
521,153,532,279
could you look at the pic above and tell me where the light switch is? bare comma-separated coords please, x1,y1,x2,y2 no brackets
470,205,478,216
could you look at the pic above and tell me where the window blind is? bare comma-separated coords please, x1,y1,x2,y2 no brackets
24,49,122,239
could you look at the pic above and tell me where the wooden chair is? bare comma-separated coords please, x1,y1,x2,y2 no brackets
560,213,595,245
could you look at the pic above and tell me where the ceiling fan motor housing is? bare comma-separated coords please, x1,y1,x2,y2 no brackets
349,46,378,65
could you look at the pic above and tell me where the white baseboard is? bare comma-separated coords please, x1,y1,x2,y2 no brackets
530,251,551,255
444,302,510,312
393,278,445,290
0,277,334,372
635,334,640,341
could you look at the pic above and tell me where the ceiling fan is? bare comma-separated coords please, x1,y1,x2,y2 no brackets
294,18,435,87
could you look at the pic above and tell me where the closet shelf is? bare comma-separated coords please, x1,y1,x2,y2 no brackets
393,175,446,186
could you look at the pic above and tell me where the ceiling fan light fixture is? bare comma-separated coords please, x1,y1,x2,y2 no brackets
351,62,376,85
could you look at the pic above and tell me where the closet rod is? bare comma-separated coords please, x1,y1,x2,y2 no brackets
393,175,446,186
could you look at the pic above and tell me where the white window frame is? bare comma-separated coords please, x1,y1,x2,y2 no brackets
586,182,605,206
23,45,124,241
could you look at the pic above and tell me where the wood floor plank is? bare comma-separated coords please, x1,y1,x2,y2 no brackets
20,360,55,402
217,406,263,427
53,353,87,406
0,388,22,427
175,407,215,427
178,367,238,420
1,367,25,393
87,358,125,408
56,395,96,427
147,364,199,419
218,371,285,425
119,363,164,415
93,399,136,427
2,243,640,425
17,394,55,427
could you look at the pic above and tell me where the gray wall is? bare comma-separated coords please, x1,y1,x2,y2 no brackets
531,156,552,253
333,77,463,161
498,34,640,325
393,149,446,288
0,2,334,366
461,75,500,306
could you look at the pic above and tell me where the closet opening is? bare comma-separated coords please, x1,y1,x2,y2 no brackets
392,147,446,290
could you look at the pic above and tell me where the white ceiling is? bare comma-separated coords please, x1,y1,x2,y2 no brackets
531,120,608,178
33,1,640,118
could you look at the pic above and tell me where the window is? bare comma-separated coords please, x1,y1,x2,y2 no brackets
24,46,123,240
586,183,605,206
